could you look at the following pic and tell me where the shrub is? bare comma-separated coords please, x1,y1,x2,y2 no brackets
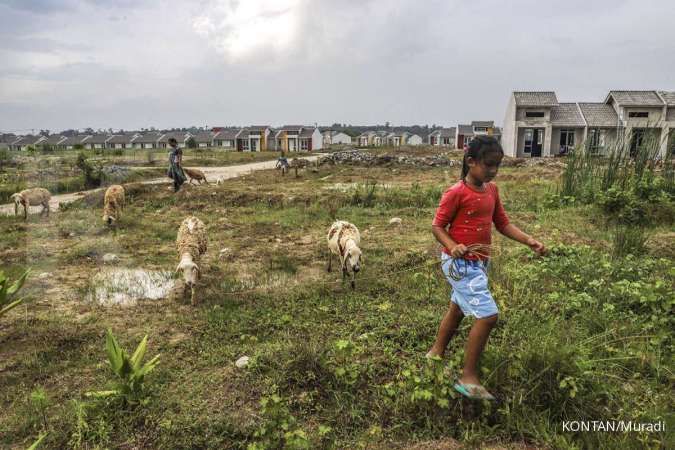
76,152,104,188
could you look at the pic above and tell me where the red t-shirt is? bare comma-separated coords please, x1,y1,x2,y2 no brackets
432,180,510,260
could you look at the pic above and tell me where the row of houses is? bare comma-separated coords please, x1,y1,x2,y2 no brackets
427,121,502,149
501,90,675,158
354,130,424,147
2,126,325,152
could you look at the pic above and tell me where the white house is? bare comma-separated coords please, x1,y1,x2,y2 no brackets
322,130,352,146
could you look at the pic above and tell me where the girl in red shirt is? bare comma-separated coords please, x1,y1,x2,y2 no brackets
427,136,546,400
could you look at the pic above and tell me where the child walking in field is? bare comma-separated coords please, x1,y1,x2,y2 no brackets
427,136,546,400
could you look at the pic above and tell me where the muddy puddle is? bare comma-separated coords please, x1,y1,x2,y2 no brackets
85,268,175,307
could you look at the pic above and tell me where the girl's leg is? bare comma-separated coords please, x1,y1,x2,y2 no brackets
427,302,464,357
460,314,498,385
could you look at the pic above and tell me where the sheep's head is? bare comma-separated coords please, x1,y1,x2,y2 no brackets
10,193,23,206
103,213,116,226
176,259,200,287
346,246,362,273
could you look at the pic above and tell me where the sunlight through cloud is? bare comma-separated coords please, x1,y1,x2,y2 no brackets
192,0,302,60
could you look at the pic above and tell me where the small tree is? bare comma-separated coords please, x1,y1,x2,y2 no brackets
186,137,197,149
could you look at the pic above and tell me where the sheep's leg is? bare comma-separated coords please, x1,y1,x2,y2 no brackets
43,202,49,217
327,252,332,272
351,273,356,290
23,204,28,220
14,203,18,217
190,286,198,306
342,265,347,282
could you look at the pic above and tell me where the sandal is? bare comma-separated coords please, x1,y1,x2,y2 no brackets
453,381,495,401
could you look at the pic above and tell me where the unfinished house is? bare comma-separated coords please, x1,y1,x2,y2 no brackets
577,103,619,155
502,90,675,158
273,125,322,152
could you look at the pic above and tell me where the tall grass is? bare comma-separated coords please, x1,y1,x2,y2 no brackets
560,128,671,200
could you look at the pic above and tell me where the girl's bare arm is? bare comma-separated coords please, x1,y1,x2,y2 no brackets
432,225,467,257
499,223,546,255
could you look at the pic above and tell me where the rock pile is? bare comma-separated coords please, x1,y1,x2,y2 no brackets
318,150,460,168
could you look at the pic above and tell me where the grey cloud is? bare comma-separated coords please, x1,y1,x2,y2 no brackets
1,0,674,132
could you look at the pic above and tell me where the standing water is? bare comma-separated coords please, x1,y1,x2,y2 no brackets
86,268,175,306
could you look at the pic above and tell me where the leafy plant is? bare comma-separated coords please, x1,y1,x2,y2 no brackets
0,269,29,318
248,394,310,450
88,329,160,405
30,387,50,430
26,433,47,450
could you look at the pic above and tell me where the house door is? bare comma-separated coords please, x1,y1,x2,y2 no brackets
531,129,543,157
630,129,646,157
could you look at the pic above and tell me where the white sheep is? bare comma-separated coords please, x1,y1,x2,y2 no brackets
11,188,51,220
326,220,362,289
102,184,125,226
176,216,208,305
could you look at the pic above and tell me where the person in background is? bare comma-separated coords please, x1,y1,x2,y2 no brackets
167,137,186,192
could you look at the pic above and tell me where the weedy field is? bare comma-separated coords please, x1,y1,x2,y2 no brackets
0,150,673,449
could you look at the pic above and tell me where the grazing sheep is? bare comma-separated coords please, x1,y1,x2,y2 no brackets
327,220,362,289
102,184,125,226
176,216,208,305
290,158,308,177
183,168,208,185
11,188,51,220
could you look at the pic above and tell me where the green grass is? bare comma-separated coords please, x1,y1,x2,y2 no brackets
0,163,672,449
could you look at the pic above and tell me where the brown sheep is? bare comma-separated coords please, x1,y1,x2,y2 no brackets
102,185,125,226
183,168,208,185
11,188,51,220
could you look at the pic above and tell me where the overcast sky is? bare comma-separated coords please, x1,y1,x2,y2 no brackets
1,0,674,132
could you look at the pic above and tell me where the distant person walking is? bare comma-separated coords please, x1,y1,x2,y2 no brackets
167,138,186,192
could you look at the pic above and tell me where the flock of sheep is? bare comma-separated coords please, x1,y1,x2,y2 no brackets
9,175,365,305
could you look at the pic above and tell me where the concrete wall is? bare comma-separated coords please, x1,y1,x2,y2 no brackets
501,95,517,157
311,128,323,150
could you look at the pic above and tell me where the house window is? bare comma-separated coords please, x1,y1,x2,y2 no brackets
301,139,309,150
463,136,472,145
523,129,533,153
588,128,606,154
474,127,487,132
559,129,575,154
628,112,649,118
525,111,545,118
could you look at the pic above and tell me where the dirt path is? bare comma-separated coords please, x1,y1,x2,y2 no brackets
0,155,322,216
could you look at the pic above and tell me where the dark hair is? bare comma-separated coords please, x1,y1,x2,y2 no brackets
461,135,504,180
168,137,178,145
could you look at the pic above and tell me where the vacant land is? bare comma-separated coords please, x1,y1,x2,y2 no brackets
0,149,310,203
0,153,672,449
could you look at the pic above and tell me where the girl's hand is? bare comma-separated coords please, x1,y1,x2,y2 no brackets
526,237,546,256
450,243,468,258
